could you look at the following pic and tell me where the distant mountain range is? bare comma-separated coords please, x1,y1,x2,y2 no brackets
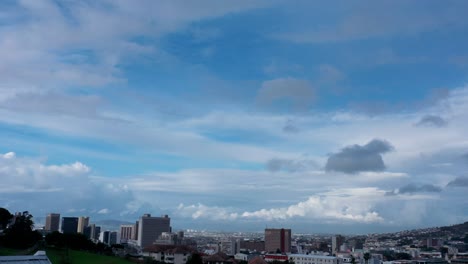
370,221,468,240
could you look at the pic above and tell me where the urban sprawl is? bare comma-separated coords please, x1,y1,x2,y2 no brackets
29,213,468,264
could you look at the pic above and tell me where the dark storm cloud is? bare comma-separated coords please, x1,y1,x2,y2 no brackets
446,177,468,187
416,115,448,127
386,183,442,196
266,158,316,172
325,139,393,174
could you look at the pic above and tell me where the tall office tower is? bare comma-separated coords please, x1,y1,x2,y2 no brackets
45,213,60,232
134,221,139,240
332,235,345,255
83,225,92,239
120,224,135,242
83,224,99,240
109,231,118,245
77,216,89,233
61,217,79,234
137,214,171,248
265,228,292,253
100,231,110,244
230,238,241,255
95,226,101,240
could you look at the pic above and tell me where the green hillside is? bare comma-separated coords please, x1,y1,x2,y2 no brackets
46,248,133,264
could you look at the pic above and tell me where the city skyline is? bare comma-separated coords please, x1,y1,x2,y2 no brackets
0,0,468,233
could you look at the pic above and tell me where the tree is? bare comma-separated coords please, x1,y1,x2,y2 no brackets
363,253,370,264
186,253,203,264
395,253,411,260
3,211,42,249
0,208,12,230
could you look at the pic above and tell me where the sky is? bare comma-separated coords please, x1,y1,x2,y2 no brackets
1,0,468,234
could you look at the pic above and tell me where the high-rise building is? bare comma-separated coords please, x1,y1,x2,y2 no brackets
137,214,171,248
100,230,118,246
83,225,92,239
264,228,291,253
61,217,79,234
83,223,99,241
77,216,89,233
120,224,135,242
332,235,345,255
109,231,117,245
231,238,240,255
95,226,101,240
100,231,110,244
45,213,60,232
134,221,139,240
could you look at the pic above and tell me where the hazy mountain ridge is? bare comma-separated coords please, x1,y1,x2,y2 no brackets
369,221,468,241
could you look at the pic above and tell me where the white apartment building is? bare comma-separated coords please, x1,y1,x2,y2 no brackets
288,254,340,264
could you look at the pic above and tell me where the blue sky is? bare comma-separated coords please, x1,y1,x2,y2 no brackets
1,0,468,234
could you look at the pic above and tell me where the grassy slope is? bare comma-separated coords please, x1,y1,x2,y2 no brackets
46,248,133,264
0,247,21,256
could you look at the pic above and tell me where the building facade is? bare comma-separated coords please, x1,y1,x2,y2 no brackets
77,216,89,234
100,230,117,245
143,245,194,264
332,235,345,255
265,228,291,253
109,231,117,245
83,224,101,241
137,214,171,248
288,254,339,264
120,224,135,242
45,213,60,232
240,239,265,252
61,217,78,234
100,231,110,245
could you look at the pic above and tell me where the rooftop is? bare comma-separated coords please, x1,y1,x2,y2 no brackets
0,253,51,264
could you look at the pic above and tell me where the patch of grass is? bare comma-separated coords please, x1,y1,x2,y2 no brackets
46,248,133,264
0,247,22,256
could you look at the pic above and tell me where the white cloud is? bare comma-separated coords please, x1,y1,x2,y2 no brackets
0,151,139,219
2,152,15,159
177,188,385,223
98,208,110,214
177,204,239,221
45,162,90,176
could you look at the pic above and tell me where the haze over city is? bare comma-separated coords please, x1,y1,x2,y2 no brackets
1,0,468,234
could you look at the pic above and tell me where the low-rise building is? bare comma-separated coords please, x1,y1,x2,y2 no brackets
288,254,339,264
264,254,288,262
235,253,261,262
203,252,239,264
143,245,195,264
